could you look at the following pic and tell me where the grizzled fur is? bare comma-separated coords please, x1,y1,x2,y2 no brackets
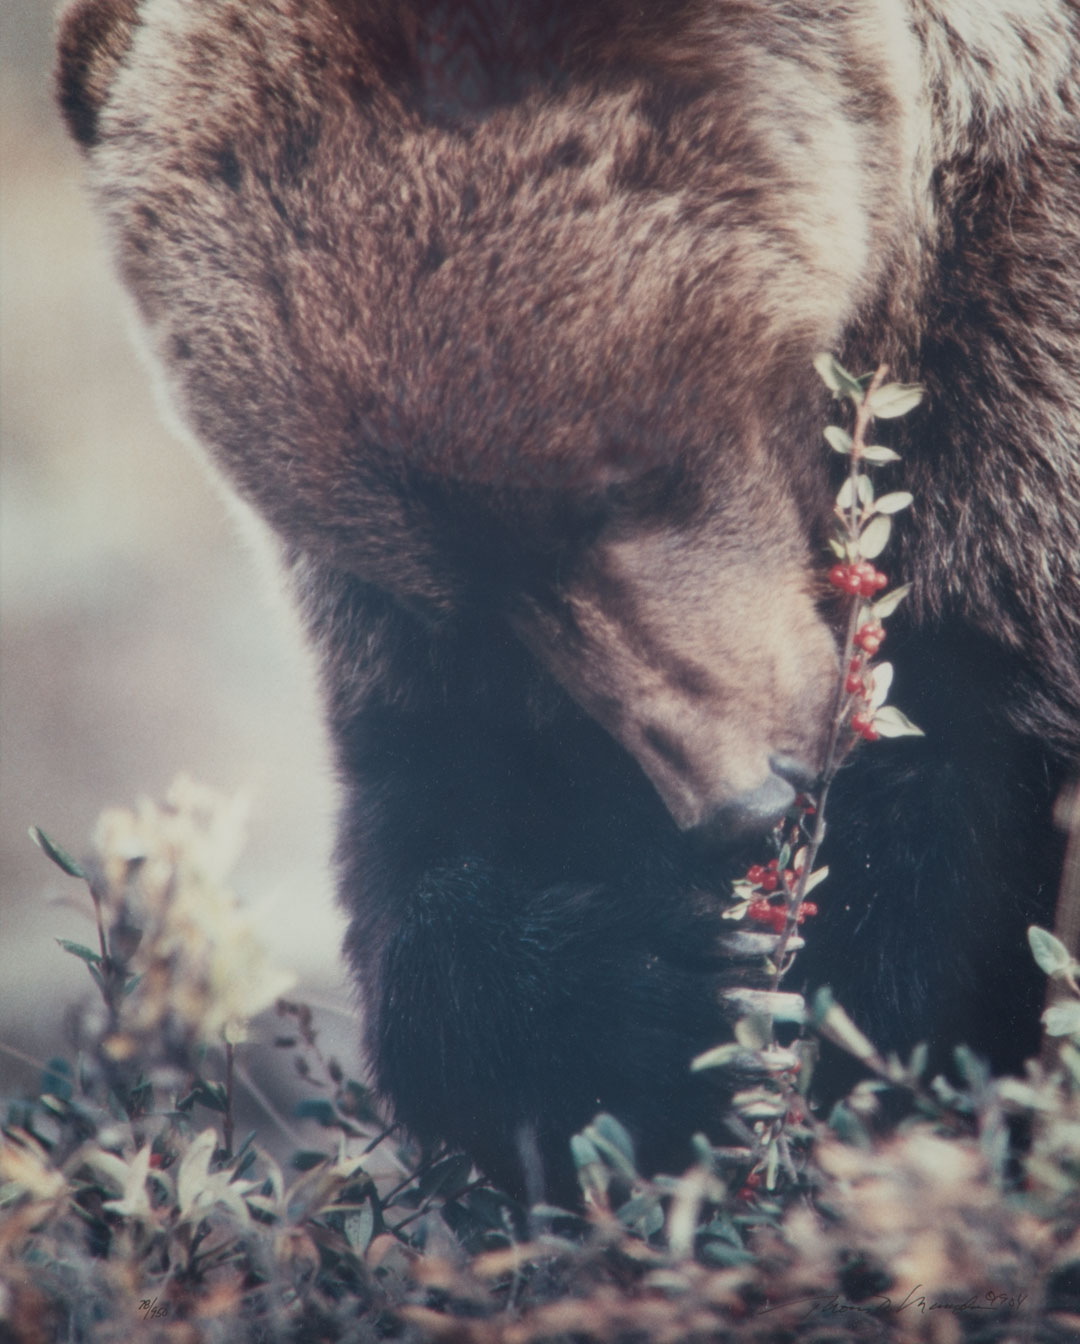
59,0,1080,1198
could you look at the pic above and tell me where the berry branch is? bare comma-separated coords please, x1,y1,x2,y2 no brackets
723,356,924,995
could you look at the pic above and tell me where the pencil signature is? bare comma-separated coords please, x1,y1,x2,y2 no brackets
755,1285,1028,1320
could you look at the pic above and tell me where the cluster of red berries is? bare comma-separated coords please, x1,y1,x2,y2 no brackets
828,560,888,598
741,858,819,933
853,620,885,655
745,857,784,893
747,896,819,934
736,1170,763,1202
850,710,879,742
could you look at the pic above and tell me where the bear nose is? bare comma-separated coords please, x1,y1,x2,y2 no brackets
690,770,797,850
768,753,818,793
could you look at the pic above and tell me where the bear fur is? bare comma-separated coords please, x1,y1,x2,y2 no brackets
58,0,1080,1199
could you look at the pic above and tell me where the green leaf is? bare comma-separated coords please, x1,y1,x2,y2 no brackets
589,1113,636,1168
813,353,864,402
56,938,102,967
871,705,925,738
41,1057,74,1103
803,865,829,895
691,1043,746,1072
570,1134,600,1170
294,1098,339,1128
866,382,923,419
871,583,911,619
291,1150,329,1171
344,1204,376,1253
858,514,892,559
823,425,853,454
875,491,914,515
907,1042,929,1080
1028,926,1075,978
953,1045,990,1090
811,988,879,1063
699,1237,756,1267
178,1080,229,1114
837,476,873,510
570,1133,610,1198
1042,1000,1080,1037
731,1086,787,1120
868,662,893,712
418,1152,473,1199
860,445,902,465
827,537,847,559
734,1014,773,1050
30,827,87,880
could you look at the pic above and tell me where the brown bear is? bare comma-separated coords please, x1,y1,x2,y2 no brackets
57,0,1080,1199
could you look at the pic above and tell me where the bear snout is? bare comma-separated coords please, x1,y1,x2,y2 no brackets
621,701,824,837
687,755,816,849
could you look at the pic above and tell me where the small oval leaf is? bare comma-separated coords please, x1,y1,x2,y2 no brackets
803,865,829,895
868,662,894,712
875,491,914,515
858,514,892,559
860,445,902,465
691,1043,745,1072
30,827,87,880
871,583,911,619
1043,1000,1080,1037
824,425,853,454
813,353,864,402
871,705,925,738
867,382,924,419
56,938,102,967
1028,926,1075,978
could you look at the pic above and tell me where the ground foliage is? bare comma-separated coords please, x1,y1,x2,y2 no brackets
2,780,1080,1343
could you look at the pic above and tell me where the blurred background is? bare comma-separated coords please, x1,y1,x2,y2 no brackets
1,4,354,1096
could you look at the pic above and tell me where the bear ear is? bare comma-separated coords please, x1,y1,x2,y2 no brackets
55,0,141,150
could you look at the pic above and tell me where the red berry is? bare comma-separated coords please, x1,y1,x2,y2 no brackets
748,898,773,923
845,672,865,694
852,561,873,597
766,859,779,871
797,901,819,922
746,864,765,885
828,563,848,589
851,563,889,598
737,1171,763,1201
854,621,886,653
759,872,779,893
850,709,881,741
